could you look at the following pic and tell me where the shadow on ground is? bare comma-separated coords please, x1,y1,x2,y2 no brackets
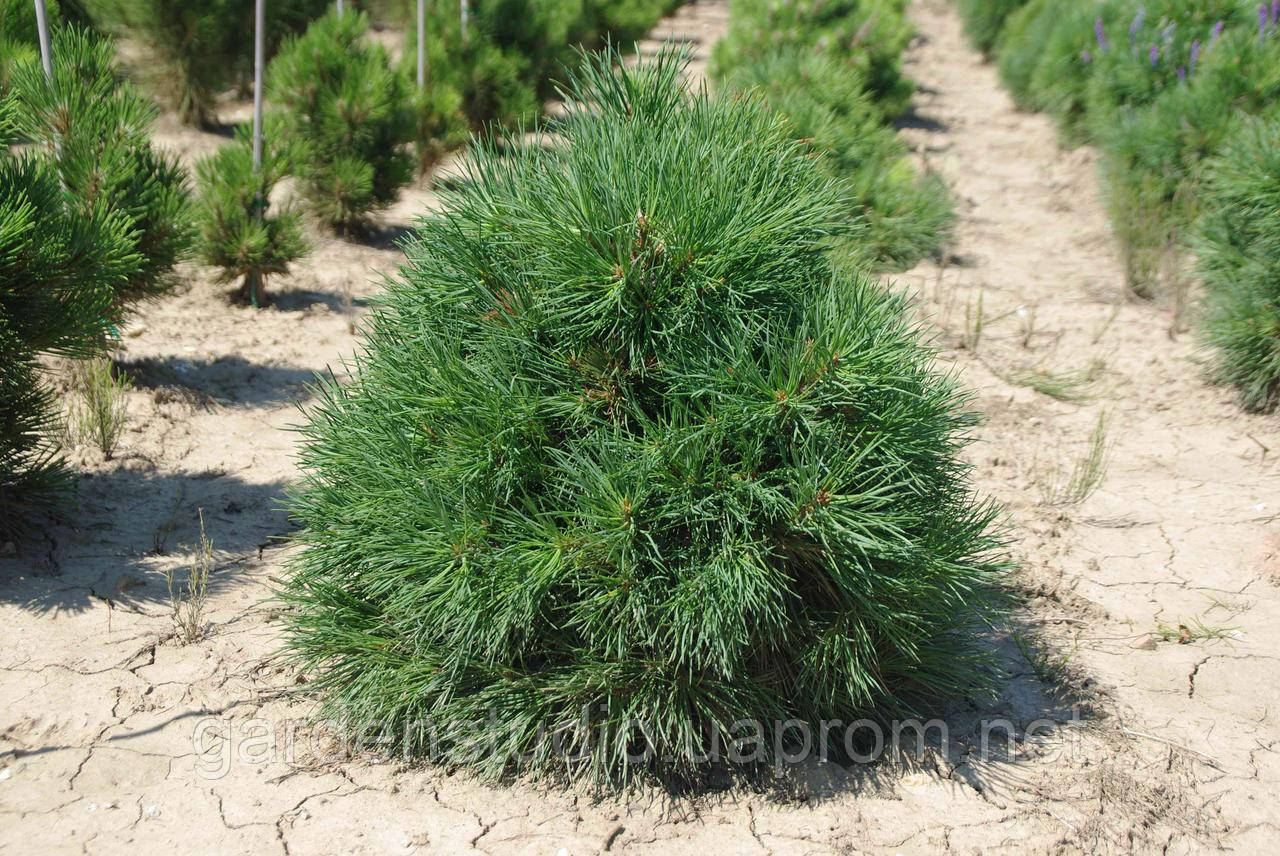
0,465,293,613
120,354,319,408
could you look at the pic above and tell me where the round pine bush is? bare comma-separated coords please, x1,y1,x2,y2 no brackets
194,129,308,306
269,10,414,234
282,50,1005,787
1195,114,1280,411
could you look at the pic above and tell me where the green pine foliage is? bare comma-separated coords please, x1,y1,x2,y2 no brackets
195,129,309,306
713,0,916,120
955,0,1030,55
712,2,951,271
84,0,328,126
399,0,679,172
718,50,953,272
0,98,139,532
281,51,1006,787
1,0,61,94
269,10,415,234
1194,114,1280,411
8,25,192,307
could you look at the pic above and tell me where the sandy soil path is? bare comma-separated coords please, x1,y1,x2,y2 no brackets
2,1,1278,853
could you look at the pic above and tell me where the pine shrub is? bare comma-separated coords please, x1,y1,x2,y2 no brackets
1,0,62,94
0,98,139,532
1194,114,1280,411
269,10,415,234
718,50,953,272
195,129,309,306
8,25,193,308
396,0,679,168
282,51,1005,787
713,0,915,119
955,0,1030,55
84,0,329,126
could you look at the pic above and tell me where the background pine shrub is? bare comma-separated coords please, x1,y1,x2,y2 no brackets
8,25,193,308
713,0,916,119
0,98,139,532
195,129,309,306
1194,114,1280,411
955,0,1029,55
85,0,329,126
269,10,415,234
281,51,1005,787
717,50,954,272
397,0,679,171
712,1,951,271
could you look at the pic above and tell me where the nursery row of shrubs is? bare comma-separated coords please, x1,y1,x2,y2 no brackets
711,0,955,271
1,2,687,528
3,1,680,129
956,0,1280,410
282,48,1005,788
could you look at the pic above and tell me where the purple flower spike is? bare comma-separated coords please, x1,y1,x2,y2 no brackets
1273,0,1279,28
1150,44,1159,66
1190,39,1200,73
1129,7,1145,44
1210,20,1224,48
1095,17,1109,51
1177,66,1186,83
1262,4,1269,43
1081,49,1093,64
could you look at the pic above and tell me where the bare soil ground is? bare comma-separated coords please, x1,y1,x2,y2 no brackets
3,1,1278,852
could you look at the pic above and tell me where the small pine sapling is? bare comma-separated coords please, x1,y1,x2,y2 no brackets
269,10,414,234
195,131,308,306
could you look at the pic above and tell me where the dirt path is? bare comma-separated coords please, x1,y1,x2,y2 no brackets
2,0,1279,853
892,0,1280,850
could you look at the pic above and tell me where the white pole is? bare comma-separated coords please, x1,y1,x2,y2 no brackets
336,0,344,17
33,0,54,83
417,0,426,89
460,0,468,43
252,0,265,172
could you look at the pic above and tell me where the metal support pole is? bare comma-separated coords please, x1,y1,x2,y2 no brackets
252,0,265,172
33,0,54,83
417,0,426,88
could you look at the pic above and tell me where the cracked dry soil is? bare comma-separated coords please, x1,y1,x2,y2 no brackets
3,1,1279,853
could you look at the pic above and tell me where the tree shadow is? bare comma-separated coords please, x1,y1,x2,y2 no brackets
894,106,950,133
270,287,369,314
119,354,319,408
757,623,1100,806
347,221,415,252
0,466,293,614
